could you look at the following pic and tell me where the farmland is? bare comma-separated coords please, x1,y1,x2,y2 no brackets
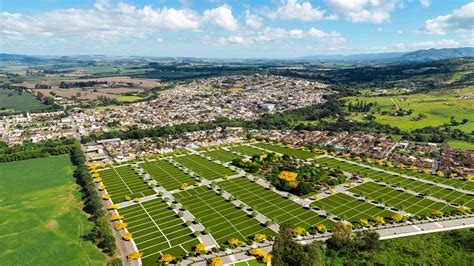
0,156,106,265
345,87,474,133
0,87,48,113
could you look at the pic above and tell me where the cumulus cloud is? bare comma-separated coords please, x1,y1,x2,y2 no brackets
245,10,263,29
420,0,431,8
418,2,474,35
267,0,336,22
204,26,345,46
327,0,396,24
0,3,203,40
203,5,239,31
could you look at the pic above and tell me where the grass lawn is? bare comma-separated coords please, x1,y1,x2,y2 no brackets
174,186,274,245
218,177,333,230
98,165,155,203
448,140,474,151
311,193,395,222
115,95,144,103
349,182,454,216
231,258,266,266
344,88,474,133
119,199,199,265
173,155,237,180
316,157,474,209
253,143,316,159
230,145,267,157
140,160,195,191
0,156,106,265
203,149,243,163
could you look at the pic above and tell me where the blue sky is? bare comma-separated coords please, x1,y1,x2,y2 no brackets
1,0,473,58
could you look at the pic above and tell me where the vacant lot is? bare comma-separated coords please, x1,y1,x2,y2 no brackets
0,156,106,265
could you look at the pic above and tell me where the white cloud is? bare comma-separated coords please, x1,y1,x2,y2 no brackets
327,0,396,24
267,0,335,22
418,2,474,35
204,26,345,46
420,0,431,8
367,39,463,52
156,38,164,43
245,10,263,29
203,5,239,31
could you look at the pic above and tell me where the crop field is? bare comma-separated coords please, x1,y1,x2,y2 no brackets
0,87,48,113
253,143,315,159
316,157,474,208
218,177,333,229
0,156,106,265
174,155,237,180
203,149,242,163
344,88,474,133
119,199,199,265
229,145,266,156
360,161,474,192
140,160,195,191
174,186,275,245
311,192,395,222
99,165,155,203
349,182,455,216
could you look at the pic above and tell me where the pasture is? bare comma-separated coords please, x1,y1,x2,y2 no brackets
0,156,106,265
0,87,48,113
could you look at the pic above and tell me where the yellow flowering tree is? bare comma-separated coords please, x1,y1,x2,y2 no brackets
457,206,469,213
254,233,267,242
127,251,143,261
210,256,222,266
449,172,458,178
159,254,175,263
227,238,241,248
386,161,393,167
409,165,418,171
124,195,132,201
466,175,473,181
436,170,444,177
133,198,141,203
180,183,189,190
372,215,385,225
110,214,123,221
431,210,443,217
249,249,271,263
91,172,100,178
278,171,298,182
107,204,118,210
359,218,370,227
391,213,405,222
98,185,106,191
195,243,206,254
122,232,132,241
293,226,306,236
423,168,431,174
102,194,111,200
315,224,327,233
262,253,272,264
397,163,406,169
115,222,128,230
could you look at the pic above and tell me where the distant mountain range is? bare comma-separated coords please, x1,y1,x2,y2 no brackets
298,47,474,63
0,47,473,66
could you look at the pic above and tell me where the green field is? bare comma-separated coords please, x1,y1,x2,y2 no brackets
349,182,454,216
253,143,316,159
316,157,474,209
447,140,474,151
311,193,395,222
119,199,199,265
99,165,155,203
229,145,266,157
174,186,274,245
218,177,333,229
203,149,242,163
345,87,474,132
0,156,106,265
231,258,266,266
140,160,195,191
174,155,237,180
115,95,144,103
0,88,48,113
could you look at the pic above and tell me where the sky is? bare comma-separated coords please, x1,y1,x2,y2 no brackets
0,0,473,58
